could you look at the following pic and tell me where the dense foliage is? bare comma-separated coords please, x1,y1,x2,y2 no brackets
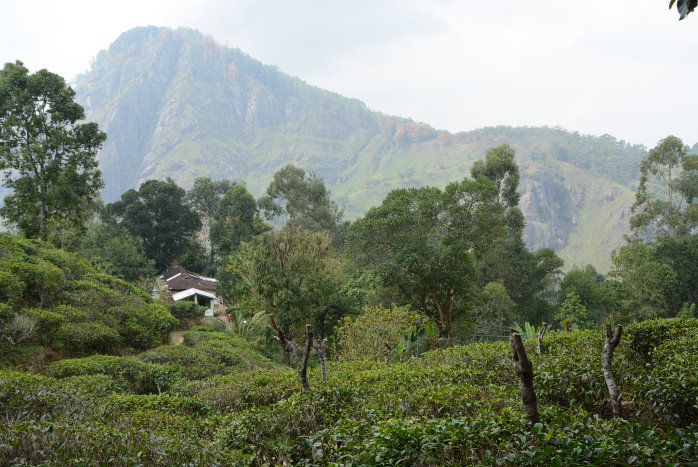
104,178,202,272
1,104,696,464
0,61,106,246
2,318,697,465
0,233,176,363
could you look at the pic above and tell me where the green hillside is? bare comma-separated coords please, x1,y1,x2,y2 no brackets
74,26,650,271
2,319,697,464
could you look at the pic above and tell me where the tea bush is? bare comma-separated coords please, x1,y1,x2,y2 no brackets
0,234,177,359
165,300,207,319
3,313,698,465
45,354,180,394
138,344,226,380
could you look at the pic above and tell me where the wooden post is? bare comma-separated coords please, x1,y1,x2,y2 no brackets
298,320,313,391
384,341,392,366
536,322,547,355
510,328,540,424
602,324,623,418
313,337,328,382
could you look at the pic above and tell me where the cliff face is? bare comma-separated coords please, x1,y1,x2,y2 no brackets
73,26,648,271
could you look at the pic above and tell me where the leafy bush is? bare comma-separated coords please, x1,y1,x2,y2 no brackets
534,330,610,413
22,308,66,343
109,303,177,350
103,393,212,418
630,333,698,426
56,322,121,354
0,369,122,422
175,369,300,413
45,355,179,394
335,304,421,361
624,317,698,363
164,300,206,319
0,420,247,466
138,345,225,380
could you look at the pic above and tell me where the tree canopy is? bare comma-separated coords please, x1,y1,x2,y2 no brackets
0,61,106,245
630,136,698,241
233,227,335,336
346,175,506,339
104,178,201,272
258,164,346,244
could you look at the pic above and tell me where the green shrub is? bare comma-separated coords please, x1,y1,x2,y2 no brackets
0,302,14,324
22,308,66,343
89,272,152,302
335,304,421,361
112,303,177,350
60,279,129,311
103,393,212,418
138,345,225,380
0,268,23,304
165,300,206,319
45,355,179,394
175,369,299,412
57,322,121,354
624,318,698,363
630,334,698,426
36,247,90,279
0,420,247,466
0,369,122,422
533,330,610,413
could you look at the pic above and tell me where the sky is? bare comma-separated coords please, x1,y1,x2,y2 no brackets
1,0,696,148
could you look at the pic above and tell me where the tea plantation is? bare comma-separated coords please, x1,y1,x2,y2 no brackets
1,233,697,465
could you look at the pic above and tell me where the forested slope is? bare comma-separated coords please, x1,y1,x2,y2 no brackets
73,26,651,270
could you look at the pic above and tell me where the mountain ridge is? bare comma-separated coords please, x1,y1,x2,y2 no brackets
73,26,650,271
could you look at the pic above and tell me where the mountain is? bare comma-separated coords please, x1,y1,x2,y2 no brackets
73,26,649,271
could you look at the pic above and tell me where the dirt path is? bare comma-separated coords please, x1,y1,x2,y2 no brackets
170,331,184,345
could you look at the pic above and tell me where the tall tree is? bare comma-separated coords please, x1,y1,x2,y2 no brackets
105,178,201,271
233,227,335,338
185,177,234,272
186,177,234,221
472,145,562,324
559,264,607,327
605,242,679,322
210,184,259,258
211,183,265,303
80,222,156,283
0,61,106,244
346,176,506,339
258,164,347,248
630,136,698,241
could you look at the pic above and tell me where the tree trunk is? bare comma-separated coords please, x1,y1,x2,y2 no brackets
536,322,547,355
314,337,328,382
510,329,540,424
231,276,237,306
270,314,298,367
384,341,392,366
270,315,314,391
298,321,313,391
602,324,623,418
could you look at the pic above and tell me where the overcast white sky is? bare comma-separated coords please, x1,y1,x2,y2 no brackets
1,0,696,148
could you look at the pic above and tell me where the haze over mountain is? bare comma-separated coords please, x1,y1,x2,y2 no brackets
74,26,653,271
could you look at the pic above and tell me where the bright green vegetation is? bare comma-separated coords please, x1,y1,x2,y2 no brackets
0,233,177,363
1,318,697,465
1,38,697,464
